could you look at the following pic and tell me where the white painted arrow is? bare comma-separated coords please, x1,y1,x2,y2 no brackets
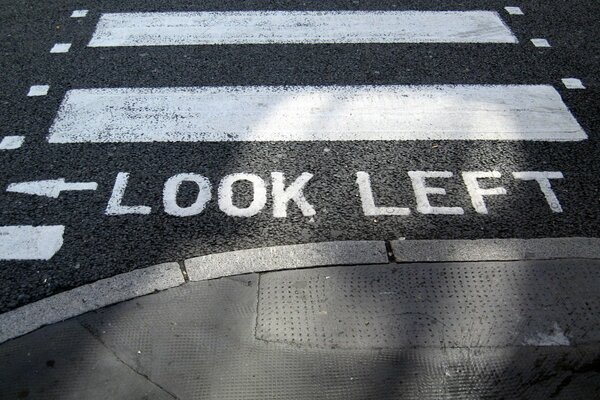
7,179,98,198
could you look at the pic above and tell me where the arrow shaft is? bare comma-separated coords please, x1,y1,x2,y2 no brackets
59,182,98,191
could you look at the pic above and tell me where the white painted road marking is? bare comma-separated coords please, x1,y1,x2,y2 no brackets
0,136,25,150
462,171,507,214
504,7,524,15
106,172,315,218
513,171,564,212
27,85,49,97
531,38,551,47
71,10,88,18
562,78,586,89
104,170,563,218
7,179,98,198
48,85,586,143
50,43,72,53
0,226,65,260
163,173,212,217
362,170,564,216
106,172,151,215
409,171,464,215
356,172,410,216
218,173,267,217
88,11,518,47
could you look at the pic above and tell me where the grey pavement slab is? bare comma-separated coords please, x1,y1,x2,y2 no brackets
0,320,175,400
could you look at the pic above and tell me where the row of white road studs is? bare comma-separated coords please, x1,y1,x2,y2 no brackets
0,6,590,260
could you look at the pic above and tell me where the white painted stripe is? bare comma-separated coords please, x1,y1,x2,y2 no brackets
504,7,524,15
71,10,88,18
50,43,72,53
48,85,586,143
562,78,586,89
0,136,25,150
88,11,518,47
27,85,49,97
531,38,551,47
0,226,64,260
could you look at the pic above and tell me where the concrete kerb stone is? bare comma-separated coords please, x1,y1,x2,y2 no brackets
184,241,389,281
391,238,600,263
0,262,183,344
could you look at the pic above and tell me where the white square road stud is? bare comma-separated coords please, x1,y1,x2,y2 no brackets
50,43,72,53
0,136,25,150
71,10,88,18
504,7,524,15
531,38,551,47
27,85,50,96
562,78,586,89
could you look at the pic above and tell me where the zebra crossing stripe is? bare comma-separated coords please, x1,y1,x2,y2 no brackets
47,85,586,143
88,11,517,47
0,226,65,260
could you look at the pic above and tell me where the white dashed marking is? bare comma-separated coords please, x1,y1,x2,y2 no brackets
504,7,524,15
71,10,88,18
50,43,72,53
531,38,551,47
562,78,586,89
0,136,25,150
27,85,50,97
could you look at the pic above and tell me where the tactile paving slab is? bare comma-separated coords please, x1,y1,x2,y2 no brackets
256,260,600,348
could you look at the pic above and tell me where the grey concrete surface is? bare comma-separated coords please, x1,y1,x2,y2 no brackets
1,263,599,399
185,240,388,280
0,320,175,400
391,237,600,262
0,262,183,344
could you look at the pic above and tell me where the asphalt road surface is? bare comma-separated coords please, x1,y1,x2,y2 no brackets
0,0,598,311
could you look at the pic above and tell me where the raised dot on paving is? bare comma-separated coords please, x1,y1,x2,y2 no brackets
50,43,72,53
504,6,524,15
0,136,25,150
531,38,551,47
71,10,88,18
562,78,586,89
27,85,50,96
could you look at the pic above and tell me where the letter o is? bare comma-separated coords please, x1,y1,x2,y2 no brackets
163,173,212,217
218,173,267,217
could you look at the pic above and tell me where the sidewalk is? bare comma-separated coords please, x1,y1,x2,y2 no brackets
1,240,600,399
